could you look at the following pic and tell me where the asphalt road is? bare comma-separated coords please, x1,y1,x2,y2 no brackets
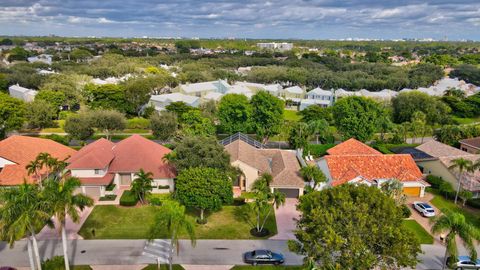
0,239,471,269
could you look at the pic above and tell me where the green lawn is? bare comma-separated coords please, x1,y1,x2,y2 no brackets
141,265,184,270
452,116,480,125
402,220,434,244
283,110,301,122
430,194,480,228
79,204,277,239
230,266,304,270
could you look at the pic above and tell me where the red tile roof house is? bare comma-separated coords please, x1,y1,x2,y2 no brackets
66,135,176,199
0,135,77,186
316,138,429,197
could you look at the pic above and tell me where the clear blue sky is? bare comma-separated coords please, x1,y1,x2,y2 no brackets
1,0,479,40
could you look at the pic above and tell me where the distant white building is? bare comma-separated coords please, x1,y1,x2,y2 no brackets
282,86,305,102
8,84,38,102
149,93,200,111
91,74,133,85
27,54,52,65
257,42,293,51
177,80,231,97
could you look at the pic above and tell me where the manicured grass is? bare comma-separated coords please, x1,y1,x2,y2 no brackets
79,204,277,239
430,194,480,228
452,116,480,125
283,110,301,122
230,266,304,270
402,220,434,244
141,265,184,270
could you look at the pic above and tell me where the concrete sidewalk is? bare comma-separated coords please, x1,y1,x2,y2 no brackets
37,207,93,240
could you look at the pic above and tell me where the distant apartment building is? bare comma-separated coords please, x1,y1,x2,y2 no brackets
257,42,293,51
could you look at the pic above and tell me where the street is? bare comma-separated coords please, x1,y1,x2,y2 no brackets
0,239,464,269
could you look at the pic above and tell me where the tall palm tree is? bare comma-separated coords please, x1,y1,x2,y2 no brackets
26,159,42,183
448,158,474,204
431,211,480,270
251,173,286,233
148,200,196,270
0,183,52,270
130,169,154,204
42,177,94,270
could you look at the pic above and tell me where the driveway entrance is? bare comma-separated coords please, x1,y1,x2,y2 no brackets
269,198,300,240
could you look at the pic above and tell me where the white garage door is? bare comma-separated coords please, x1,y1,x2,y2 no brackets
84,186,101,198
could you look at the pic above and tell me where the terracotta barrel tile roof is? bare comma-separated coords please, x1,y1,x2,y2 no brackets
326,138,382,156
0,135,76,185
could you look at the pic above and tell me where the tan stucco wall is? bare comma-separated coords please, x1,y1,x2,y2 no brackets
231,160,259,191
417,160,458,188
460,143,480,154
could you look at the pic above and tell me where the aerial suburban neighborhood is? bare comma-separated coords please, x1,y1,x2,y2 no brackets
1,1,480,270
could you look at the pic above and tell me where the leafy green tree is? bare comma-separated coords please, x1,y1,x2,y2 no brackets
25,100,57,129
434,125,465,146
180,110,216,137
167,136,231,172
150,111,178,141
431,211,480,270
332,96,383,142
70,48,92,62
148,200,196,270
308,119,332,144
392,91,451,124
35,90,67,113
123,77,155,116
289,184,420,269
89,109,126,140
7,46,29,62
288,122,311,150
0,73,8,92
299,105,333,124
0,183,52,270
218,94,252,134
376,113,394,142
165,101,196,118
407,63,444,88
250,91,284,143
130,169,153,205
175,167,233,222
64,113,94,141
300,165,326,190
0,92,26,138
84,84,131,113
451,64,480,85
42,177,94,270
381,179,406,205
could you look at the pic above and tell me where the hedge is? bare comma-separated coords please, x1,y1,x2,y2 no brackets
126,117,150,129
119,190,138,206
426,175,480,209
308,143,335,158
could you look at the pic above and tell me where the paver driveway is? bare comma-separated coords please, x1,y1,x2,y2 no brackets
269,198,300,240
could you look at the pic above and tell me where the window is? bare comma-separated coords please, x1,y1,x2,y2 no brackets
94,169,101,174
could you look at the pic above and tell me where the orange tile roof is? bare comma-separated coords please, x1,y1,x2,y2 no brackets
0,135,77,185
67,138,115,169
325,154,423,186
326,138,382,156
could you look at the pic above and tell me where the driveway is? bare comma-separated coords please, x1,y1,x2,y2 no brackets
36,207,93,240
269,198,300,240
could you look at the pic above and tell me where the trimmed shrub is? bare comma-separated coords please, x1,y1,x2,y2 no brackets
119,190,138,206
157,185,170,189
126,117,150,129
149,197,162,206
105,183,116,191
425,175,444,189
42,134,70,146
99,195,117,201
58,111,75,120
308,143,335,158
400,204,412,218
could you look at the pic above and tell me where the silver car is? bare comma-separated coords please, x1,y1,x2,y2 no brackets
448,256,480,269
413,201,436,217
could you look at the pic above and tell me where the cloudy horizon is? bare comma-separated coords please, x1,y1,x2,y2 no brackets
1,0,480,40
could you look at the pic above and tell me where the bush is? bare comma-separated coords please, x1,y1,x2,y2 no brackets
466,198,480,209
425,175,444,189
58,111,75,120
149,197,163,206
42,256,64,270
98,195,117,201
42,134,70,145
157,185,170,189
105,183,116,191
400,204,412,218
119,190,138,206
126,117,150,129
232,197,246,206
308,143,335,157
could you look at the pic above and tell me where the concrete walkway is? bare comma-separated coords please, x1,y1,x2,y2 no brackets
37,207,93,240
182,265,233,270
269,199,299,240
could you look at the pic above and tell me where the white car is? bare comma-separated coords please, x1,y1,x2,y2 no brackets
413,201,436,217
448,256,480,269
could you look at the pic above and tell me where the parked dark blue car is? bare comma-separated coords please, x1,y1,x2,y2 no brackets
243,249,285,265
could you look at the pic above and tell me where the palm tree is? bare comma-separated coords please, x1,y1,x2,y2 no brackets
148,200,196,270
431,211,480,269
250,174,286,234
448,158,474,204
130,169,154,204
300,165,326,190
26,159,42,183
0,183,52,270
42,177,94,270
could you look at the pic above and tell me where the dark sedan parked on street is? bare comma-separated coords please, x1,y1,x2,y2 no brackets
243,249,285,265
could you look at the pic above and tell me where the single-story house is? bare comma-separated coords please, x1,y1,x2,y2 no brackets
223,133,305,198
459,137,480,154
8,84,38,102
67,135,176,199
316,138,429,197
0,135,76,186
415,140,480,198
149,93,200,111
177,80,231,97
